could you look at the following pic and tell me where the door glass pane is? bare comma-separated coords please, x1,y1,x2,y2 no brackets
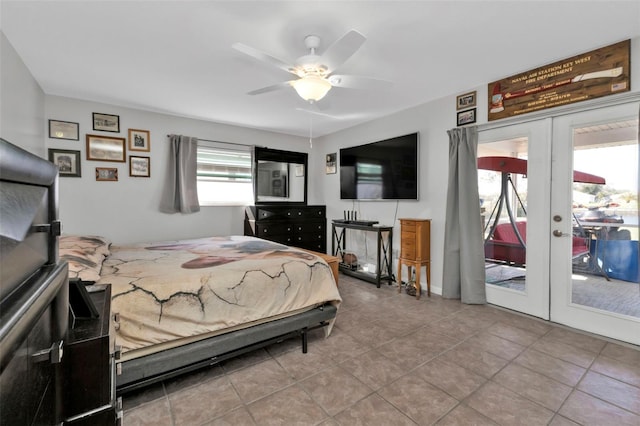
571,118,639,318
479,138,529,292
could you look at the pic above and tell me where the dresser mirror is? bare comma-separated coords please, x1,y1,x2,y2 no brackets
254,147,307,204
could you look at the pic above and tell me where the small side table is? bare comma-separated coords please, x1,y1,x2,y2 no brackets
397,218,431,299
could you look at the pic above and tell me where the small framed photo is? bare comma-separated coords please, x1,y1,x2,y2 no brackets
92,112,120,132
86,134,126,162
49,120,79,140
457,108,477,126
456,91,477,110
129,156,150,177
48,148,81,177
326,153,337,174
128,129,150,152
95,167,118,181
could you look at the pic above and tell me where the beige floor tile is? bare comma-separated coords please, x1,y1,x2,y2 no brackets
378,374,458,424
466,381,554,426
339,349,407,390
435,404,498,426
313,327,371,362
531,337,597,368
438,342,510,379
333,393,417,426
168,376,242,426
544,327,607,354
415,359,487,400
121,382,166,411
600,342,640,366
300,365,372,416
559,390,640,426
486,321,540,346
577,371,640,414
203,407,256,425
227,358,294,403
247,385,328,426
514,349,586,386
590,354,640,387
274,345,335,380
493,363,572,411
123,398,173,426
548,415,580,426
465,331,527,360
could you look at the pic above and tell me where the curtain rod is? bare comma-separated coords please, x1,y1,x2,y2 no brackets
166,135,253,148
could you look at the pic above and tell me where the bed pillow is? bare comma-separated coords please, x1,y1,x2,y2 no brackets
59,235,111,282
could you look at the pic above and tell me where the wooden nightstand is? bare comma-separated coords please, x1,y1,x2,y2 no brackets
397,218,431,299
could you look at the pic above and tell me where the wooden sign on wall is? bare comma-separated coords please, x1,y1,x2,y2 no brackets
488,40,630,121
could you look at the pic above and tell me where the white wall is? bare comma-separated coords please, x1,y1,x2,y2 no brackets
45,96,308,244
0,32,45,157
312,36,640,296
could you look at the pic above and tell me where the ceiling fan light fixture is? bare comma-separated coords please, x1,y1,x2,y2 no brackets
292,75,332,102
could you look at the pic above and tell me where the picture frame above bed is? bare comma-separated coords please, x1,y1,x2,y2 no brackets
96,167,118,181
128,129,150,152
48,119,79,140
92,112,120,132
129,156,150,177
48,148,81,177
86,134,126,162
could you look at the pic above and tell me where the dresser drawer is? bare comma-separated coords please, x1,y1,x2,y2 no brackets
255,223,293,237
401,239,416,259
292,222,325,234
401,222,416,233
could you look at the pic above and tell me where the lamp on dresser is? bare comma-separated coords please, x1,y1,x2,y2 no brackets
397,218,431,299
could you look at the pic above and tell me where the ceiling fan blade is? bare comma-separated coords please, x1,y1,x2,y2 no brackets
232,42,296,75
295,107,341,119
247,81,293,96
328,74,392,90
319,30,366,72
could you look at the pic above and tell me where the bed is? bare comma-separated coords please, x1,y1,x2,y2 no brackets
60,234,341,393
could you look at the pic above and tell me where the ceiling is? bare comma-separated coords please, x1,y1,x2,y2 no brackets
2,1,639,138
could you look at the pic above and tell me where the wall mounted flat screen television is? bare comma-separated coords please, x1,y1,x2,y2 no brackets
340,132,419,200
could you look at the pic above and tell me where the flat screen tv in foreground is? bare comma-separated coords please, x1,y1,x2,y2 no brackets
340,132,418,200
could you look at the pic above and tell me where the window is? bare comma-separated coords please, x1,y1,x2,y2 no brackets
196,142,253,206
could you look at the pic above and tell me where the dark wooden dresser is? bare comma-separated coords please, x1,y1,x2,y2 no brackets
64,284,121,425
244,205,327,252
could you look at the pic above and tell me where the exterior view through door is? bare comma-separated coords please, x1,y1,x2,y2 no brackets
478,102,639,346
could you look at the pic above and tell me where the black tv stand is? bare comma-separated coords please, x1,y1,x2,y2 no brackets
331,220,393,287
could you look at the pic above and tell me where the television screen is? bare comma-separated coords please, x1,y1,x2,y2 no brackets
340,132,419,200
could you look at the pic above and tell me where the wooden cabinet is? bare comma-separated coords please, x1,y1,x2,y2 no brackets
397,218,431,299
244,205,326,252
64,284,120,425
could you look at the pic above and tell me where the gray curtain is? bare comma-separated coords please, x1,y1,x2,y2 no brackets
160,134,200,214
442,126,486,303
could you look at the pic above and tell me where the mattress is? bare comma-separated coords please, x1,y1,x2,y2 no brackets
95,236,341,359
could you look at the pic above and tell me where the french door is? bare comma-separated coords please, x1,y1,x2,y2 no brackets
550,102,639,345
479,101,640,345
478,119,552,319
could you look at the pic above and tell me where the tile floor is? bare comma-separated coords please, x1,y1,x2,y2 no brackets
123,274,640,425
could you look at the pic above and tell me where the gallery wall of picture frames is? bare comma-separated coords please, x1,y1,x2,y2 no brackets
47,112,151,180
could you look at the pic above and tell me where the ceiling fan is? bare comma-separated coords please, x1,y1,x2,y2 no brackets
232,29,391,102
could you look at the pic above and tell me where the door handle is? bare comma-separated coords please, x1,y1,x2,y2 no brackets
552,230,570,237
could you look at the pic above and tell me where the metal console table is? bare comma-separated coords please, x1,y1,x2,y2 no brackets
331,220,393,287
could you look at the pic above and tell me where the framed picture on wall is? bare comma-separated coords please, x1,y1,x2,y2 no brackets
48,148,81,177
456,91,477,110
325,153,337,174
456,108,477,126
86,134,126,162
92,112,120,132
128,129,150,152
129,156,150,177
49,120,79,140
95,167,118,181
